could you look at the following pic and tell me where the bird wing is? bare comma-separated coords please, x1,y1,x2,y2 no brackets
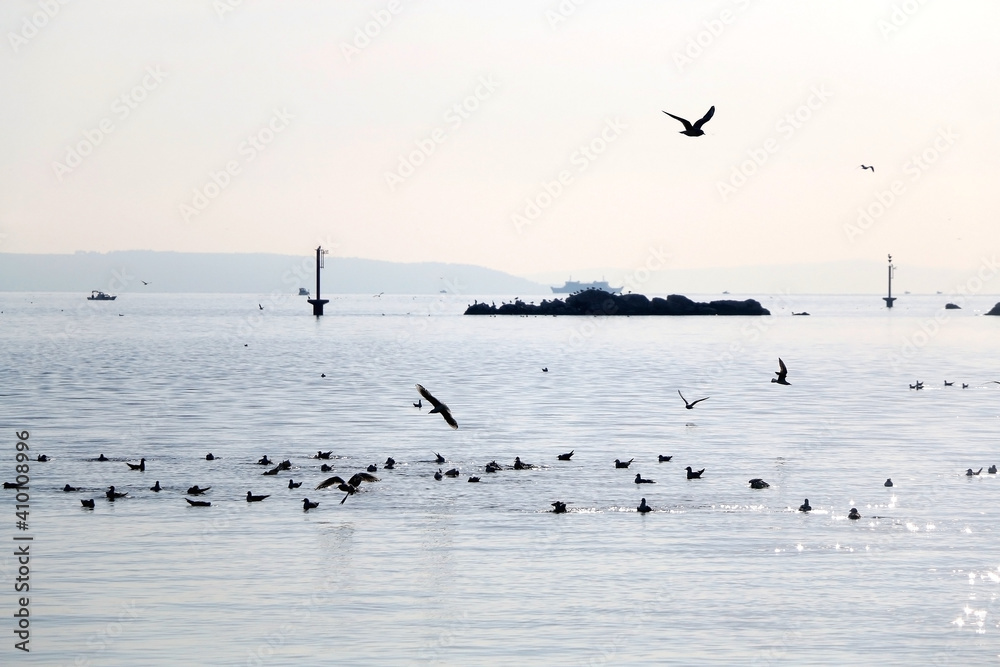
415,384,445,411
776,357,788,378
316,476,346,490
693,105,715,130
439,407,458,429
662,111,693,131
349,472,379,487
678,390,688,406
690,396,710,406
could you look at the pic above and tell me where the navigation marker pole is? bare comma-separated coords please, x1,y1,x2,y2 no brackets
307,246,330,316
883,254,896,308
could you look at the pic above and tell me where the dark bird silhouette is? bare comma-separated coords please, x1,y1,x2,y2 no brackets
944,381,953,387
367,464,377,473
321,464,333,472
635,473,655,484
967,468,983,476
186,498,211,507
97,454,108,461
749,478,769,489
262,466,281,476
384,457,395,470
685,466,705,479
662,106,715,136
258,304,263,310
416,384,458,429
637,498,652,513
485,461,501,473
542,367,548,372
316,472,379,504
3,482,23,489
658,455,673,462
141,280,149,285
206,453,215,460
314,451,332,460
37,454,49,462
909,380,924,390
303,498,319,511
187,485,210,495
884,478,893,487
860,165,875,172
444,468,460,477
558,450,574,461
678,390,709,409
468,476,480,483
772,358,791,385
799,499,812,512
288,479,302,489
247,491,269,502
848,508,861,520
434,469,443,480
321,373,326,378
106,486,127,500
150,481,161,492
615,458,634,469
514,457,536,470
81,499,95,509
257,455,272,465
126,458,145,471
62,484,78,492
963,383,969,389
434,453,446,464
988,465,997,474
413,399,422,409
551,501,567,514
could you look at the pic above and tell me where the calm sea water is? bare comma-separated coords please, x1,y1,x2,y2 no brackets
2,292,1000,665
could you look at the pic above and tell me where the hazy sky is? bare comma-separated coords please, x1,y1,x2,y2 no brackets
2,1,998,279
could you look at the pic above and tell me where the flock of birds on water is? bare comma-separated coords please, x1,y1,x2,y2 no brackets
6,360,998,517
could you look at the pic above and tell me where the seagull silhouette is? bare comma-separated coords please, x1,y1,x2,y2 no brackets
558,450,574,461
749,478,770,489
246,491,270,502
416,384,457,429
685,466,705,479
662,106,715,136
634,473,655,484
551,501,567,514
678,390,709,409
141,280,149,285
258,304,263,310
772,358,791,385
860,165,875,172
303,498,319,511
186,498,211,507
316,472,379,503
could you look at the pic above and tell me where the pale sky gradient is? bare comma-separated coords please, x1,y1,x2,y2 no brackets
2,1,998,279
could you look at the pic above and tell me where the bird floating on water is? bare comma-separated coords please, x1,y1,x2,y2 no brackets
206,453,215,460
416,384,458,429
106,486,127,500
678,390,709,409
967,468,983,476
884,478,893,487
988,465,997,474
186,498,211,507
247,491,269,502
187,485,210,495
445,468,460,477
542,367,548,372
434,469,443,480
37,454,49,462
96,454,108,462
635,473,655,484
749,478,769,489
558,450,574,461
314,451,332,460
302,498,319,511
658,455,673,462
413,399,422,409
551,501,567,514
662,106,715,136
848,508,861,520
772,358,791,385
799,499,812,512
685,466,705,479
944,381,953,387
126,458,145,471
150,481,161,492
637,498,652,513
514,457,536,470
367,464,377,473
468,476,480,483
615,458,634,469
81,499,95,509
288,479,302,489
257,456,272,465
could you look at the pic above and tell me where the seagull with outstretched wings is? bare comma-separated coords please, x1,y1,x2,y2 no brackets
662,106,715,136
678,390,709,409
416,384,458,429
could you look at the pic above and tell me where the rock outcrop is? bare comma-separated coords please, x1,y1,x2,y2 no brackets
464,289,770,316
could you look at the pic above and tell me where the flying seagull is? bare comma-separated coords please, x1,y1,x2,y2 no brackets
772,358,791,385
860,165,875,172
662,106,715,136
415,384,458,429
678,390,709,410
316,472,379,504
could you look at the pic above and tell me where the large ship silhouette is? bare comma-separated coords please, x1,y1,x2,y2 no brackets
551,279,622,294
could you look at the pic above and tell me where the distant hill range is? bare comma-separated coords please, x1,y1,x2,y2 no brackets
0,251,548,295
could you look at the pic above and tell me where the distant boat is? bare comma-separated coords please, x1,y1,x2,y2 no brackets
87,290,116,301
298,288,309,296
551,280,622,294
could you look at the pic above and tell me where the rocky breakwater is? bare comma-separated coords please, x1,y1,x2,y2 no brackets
464,289,770,316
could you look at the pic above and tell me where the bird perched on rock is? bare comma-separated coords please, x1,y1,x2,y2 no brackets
416,384,458,429
685,467,705,479
662,105,715,136
748,478,769,489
